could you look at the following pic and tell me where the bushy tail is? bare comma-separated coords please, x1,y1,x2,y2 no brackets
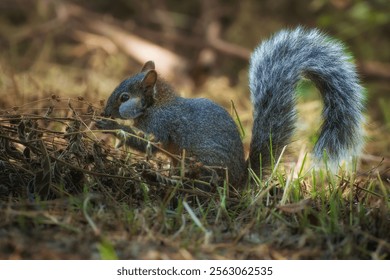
248,27,364,173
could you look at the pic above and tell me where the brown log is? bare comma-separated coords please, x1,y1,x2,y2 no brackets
64,3,190,84
85,20,188,77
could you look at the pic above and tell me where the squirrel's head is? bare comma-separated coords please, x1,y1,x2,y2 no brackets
103,61,157,119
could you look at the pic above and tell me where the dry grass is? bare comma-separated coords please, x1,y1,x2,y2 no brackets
0,67,389,260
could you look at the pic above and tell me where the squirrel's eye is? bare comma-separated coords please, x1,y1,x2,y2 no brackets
120,93,129,103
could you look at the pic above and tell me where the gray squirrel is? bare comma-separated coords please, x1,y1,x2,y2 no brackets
96,27,364,187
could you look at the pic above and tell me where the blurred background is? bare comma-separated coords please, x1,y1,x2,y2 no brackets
0,0,389,166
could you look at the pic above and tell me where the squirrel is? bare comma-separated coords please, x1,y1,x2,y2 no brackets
96,27,364,188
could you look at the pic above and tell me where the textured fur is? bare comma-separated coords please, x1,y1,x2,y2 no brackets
98,27,365,187
248,27,364,172
99,67,246,186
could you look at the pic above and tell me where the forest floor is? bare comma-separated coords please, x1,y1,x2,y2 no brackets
0,65,389,260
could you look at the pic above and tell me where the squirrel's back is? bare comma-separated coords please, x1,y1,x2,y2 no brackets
136,95,246,185
248,27,364,172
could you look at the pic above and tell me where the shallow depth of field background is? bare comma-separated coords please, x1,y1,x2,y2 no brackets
0,0,389,260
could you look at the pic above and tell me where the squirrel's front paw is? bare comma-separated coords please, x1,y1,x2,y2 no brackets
95,118,120,131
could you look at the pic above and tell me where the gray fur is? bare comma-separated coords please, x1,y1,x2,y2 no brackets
136,97,246,185
100,73,246,185
119,98,145,119
100,27,364,187
248,27,364,172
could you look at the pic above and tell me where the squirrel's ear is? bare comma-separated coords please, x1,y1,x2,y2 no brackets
141,61,155,72
141,70,157,89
